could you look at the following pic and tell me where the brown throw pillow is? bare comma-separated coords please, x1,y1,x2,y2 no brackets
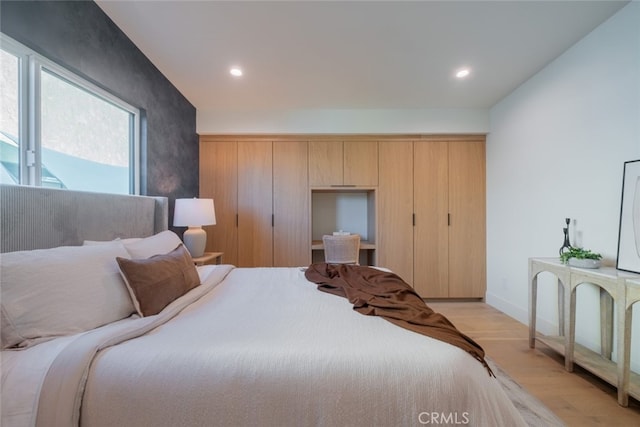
116,244,200,316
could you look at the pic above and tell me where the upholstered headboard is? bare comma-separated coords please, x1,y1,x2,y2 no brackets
0,184,168,253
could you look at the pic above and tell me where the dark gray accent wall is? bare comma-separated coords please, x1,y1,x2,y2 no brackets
0,0,198,220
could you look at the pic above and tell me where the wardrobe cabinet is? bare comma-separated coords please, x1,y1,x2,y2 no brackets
378,138,486,299
201,135,485,298
199,138,310,268
273,141,310,267
414,140,450,298
309,140,378,186
237,141,273,267
199,141,239,266
378,140,414,284
446,140,486,298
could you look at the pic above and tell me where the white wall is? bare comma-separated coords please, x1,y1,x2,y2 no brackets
311,192,372,241
487,1,640,371
197,108,489,134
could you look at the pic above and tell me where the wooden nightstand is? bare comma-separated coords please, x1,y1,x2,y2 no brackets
192,252,223,266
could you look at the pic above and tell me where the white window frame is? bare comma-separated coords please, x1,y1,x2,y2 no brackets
1,34,141,194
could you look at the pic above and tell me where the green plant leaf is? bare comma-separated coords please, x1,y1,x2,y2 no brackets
559,247,602,264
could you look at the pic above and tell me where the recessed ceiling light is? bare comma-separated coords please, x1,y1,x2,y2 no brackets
230,67,243,77
456,68,470,79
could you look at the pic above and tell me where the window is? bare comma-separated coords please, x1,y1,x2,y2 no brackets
0,34,140,194
0,48,20,185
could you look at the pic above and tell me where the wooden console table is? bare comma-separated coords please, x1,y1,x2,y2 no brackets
528,257,640,406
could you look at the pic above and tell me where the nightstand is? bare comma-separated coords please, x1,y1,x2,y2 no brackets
192,252,223,266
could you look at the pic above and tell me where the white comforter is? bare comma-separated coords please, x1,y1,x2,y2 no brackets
2,266,526,427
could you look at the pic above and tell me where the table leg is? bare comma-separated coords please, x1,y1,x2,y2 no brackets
565,286,576,372
558,279,564,336
600,288,614,360
529,274,538,348
617,282,631,407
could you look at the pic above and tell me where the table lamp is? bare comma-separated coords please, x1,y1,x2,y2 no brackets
173,198,216,257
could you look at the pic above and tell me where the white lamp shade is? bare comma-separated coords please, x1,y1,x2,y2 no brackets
173,198,216,227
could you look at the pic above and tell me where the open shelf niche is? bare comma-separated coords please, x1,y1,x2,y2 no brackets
311,188,376,264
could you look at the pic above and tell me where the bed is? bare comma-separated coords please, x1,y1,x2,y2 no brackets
0,184,526,427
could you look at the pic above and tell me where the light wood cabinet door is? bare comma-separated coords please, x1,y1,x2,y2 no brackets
344,140,378,186
199,140,238,266
309,140,343,186
309,140,378,186
378,140,414,284
237,141,273,267
448,140,486,298
413,141,449,298
273,141,310,267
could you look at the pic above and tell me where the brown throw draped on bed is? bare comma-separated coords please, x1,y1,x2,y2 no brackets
305,263,494,377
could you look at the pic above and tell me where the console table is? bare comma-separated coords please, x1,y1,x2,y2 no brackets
528,257,640,406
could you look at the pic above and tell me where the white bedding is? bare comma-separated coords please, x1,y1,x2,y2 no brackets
2,266,526,427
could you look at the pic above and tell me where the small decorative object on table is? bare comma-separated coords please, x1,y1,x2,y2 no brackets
559,247,602,269
559,217,572,256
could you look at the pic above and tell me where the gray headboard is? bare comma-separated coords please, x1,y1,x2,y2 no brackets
1,184,168,253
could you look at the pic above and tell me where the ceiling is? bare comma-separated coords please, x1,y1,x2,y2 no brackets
96,1,628,112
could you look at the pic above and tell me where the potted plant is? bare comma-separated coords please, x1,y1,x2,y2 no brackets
559,247,602,268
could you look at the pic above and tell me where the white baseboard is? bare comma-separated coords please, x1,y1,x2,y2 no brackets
485,291,559,336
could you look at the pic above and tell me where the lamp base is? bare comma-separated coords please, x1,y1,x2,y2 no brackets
183,226,207,258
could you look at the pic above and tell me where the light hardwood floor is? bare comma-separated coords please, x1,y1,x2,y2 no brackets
428,301,640,426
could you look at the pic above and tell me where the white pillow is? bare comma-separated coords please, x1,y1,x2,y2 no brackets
0,243,135,349
123,230,183,259
83,237,143,246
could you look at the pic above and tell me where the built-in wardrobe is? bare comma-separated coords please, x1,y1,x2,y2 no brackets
199,135,485,299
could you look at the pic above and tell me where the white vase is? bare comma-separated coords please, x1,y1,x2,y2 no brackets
568,258,601,269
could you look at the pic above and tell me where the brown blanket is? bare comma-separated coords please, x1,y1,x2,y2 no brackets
305,263,494,377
